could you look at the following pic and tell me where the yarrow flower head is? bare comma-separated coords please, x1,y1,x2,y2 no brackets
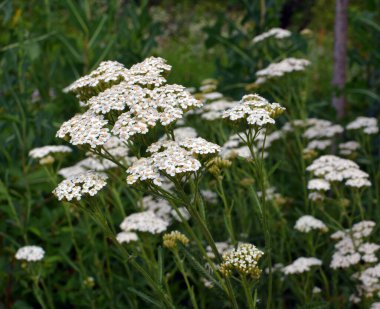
282,257,322,275
219,243,264,278
53,171,108,201
223,94,285,127
294,215,328,233
15,246,45,262
252,28,291,43
330,221,379,269
119,211,169,234
29,145,72,159
339,141,360,156
163,231,189,249
127,137,220,186
116,231,139,244
307,155,371,189
346,117,379,135
255,58,310,85
59,57,202,148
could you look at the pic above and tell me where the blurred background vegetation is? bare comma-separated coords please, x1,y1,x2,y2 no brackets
1,0,379,307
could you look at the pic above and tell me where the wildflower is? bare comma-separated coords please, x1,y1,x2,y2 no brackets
223,94,285,127
282,257,322,275
163,231,189,249
127,138,220,186
307,179,330,191
312,286,322,294
347,117,379,135
56,110,111,148
29,145,72,159
305,140,332,151
308,192,325,202
83,276,95,288
219,243,264,278
116,231,139,244
294,215,328,233
15,246,45,262
307,155,371,189
202,92,224,101
252,28,291,43
119,211,169,234
170,207,190,222
303,119,343,140
53,171,108,201
330,221,378,269
352,264,380,301
255,58,310,84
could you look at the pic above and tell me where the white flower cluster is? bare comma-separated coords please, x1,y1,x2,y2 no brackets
302,119,344,140
15,245,45,262
330,221,379,269
339,141,360,156
111,84,201,142
223,94,285,127
282,257,322,275
29,145,72,159
347,117,379,135
252,28,291,43
294,215,328,233
59,57,201,148
307,178,331,191
64,57,171,101
201,190,218,204
53,171,108,201
127,137,220,186
307,155,371,189
352,264,380,302
255,58,310,84
119,211,169,234
56,111,111,148
219,243,264,278
116,231,139,244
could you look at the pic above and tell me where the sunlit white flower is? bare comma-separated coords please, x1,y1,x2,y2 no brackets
252,28,291,43
347,117,379,135
119,211,169,234
307,179,330,191
282,257,322,275
15,246,45,262
220,243,264,278
29,145,72,159
53,171,108,201
116,231,139,244
255,58,310,84
339,141,360,156
294,215,328,233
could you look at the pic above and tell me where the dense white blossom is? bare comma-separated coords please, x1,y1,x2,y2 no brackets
119,211,169,234
339,141,360,156
223,94,285,126
53,171,108,201
294,215,328,233
127,138,220,185
255,58,310,84
15,246,45,262
307,178,331,191
220,243,264,278
307,155,371,189
331,221,378,269
347,117,379,135
56,110,111,148
29,145,72,159
282,257,322,275
116,231,139,244
252,28,291,43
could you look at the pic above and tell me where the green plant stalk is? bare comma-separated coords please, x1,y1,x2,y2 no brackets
173,250,199,309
